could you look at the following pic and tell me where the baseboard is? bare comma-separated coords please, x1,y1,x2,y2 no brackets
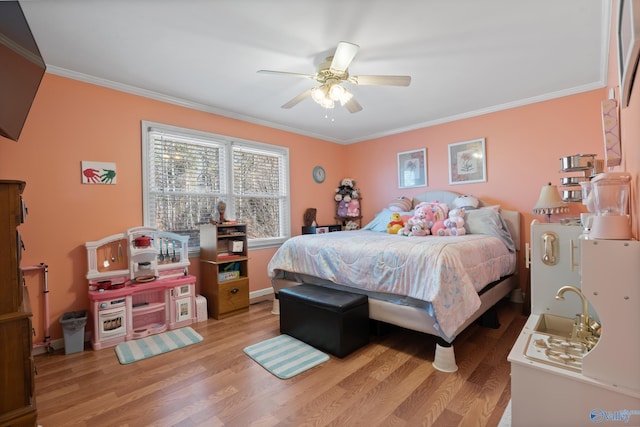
250,287,274,304
32,338,65,356
35,289,276,356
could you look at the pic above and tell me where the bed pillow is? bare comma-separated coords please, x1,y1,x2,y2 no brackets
465,208,515,252
388,196,412,212
362,208,413,232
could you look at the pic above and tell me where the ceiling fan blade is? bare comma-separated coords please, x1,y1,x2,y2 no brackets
342,96,363,113
281,89,312,109
350,75,411,86
330,41,359,74
257,70,315,79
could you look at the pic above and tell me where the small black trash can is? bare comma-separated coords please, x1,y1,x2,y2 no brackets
60,310,87,355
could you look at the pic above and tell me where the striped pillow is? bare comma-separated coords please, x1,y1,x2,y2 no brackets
388,196,412,212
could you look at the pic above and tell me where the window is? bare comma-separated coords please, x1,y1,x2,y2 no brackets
141,121,290,252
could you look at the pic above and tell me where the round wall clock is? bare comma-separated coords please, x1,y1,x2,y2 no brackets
312,166,326,183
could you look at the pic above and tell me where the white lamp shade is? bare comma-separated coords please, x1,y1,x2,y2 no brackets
533,182,569,215
311,86,325,102
328,83,346,101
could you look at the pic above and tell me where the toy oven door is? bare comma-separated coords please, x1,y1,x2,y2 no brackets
97,306,127,341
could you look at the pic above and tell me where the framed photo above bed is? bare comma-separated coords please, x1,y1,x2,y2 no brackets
397,148,427,188
618,0,640,107
448,138,486,185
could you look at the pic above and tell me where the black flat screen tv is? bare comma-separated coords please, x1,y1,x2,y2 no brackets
0,1,46,142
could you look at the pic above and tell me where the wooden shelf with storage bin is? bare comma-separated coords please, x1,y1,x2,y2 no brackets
199,222,249,319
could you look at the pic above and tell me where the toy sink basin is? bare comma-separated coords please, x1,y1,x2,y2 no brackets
534,314,574,339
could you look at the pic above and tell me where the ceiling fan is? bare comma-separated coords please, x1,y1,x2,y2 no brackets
257,41,411,113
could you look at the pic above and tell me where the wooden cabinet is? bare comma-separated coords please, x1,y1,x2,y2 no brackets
0,180,37,427
199,223,249,319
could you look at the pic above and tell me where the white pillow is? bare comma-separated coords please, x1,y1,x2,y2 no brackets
465,209,515,252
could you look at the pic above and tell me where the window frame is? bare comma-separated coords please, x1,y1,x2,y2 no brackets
141,120,291,254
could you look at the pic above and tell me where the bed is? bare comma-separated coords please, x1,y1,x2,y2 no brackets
268,190,521,369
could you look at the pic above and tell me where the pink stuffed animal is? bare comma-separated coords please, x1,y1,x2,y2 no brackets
399,205,430,236
431,220,446,236
347,199,360,217
414,201,448,229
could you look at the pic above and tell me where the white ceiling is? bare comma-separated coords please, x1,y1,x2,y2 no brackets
20,0,610,144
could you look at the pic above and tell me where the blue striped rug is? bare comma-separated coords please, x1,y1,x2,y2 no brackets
243,334,330,379
115,327,203,364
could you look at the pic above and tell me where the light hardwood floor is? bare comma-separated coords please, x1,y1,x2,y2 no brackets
34,298,526,427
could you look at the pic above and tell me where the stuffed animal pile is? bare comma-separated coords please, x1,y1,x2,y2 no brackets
335,178,361,217
399,201,447,236
396,195,479,237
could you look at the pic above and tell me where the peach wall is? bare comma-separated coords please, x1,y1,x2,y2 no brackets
347,90,607,250
1,74,344,342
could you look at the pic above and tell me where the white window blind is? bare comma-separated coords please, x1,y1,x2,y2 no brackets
142,121,290,251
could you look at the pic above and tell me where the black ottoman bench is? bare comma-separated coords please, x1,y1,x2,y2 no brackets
279,284,369,358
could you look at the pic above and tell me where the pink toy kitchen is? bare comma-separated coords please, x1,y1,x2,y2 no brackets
85,226,196,350
508,168,640,425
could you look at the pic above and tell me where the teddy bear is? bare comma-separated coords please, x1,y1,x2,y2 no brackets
416,201,449,225
399,205,433,236
443,208,466,236
334,178,359,203
398,221,412,236
346,198,360,217
344,220,360,231
387,212,405,234
414,201,448,229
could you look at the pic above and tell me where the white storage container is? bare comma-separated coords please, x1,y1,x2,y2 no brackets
196,295,208,322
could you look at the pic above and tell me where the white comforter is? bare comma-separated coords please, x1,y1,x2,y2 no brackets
268,230,516,339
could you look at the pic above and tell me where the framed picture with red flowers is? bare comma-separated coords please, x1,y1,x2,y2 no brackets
448,138,486,185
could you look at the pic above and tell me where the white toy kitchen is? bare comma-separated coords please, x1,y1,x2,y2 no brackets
85,226,196,350
508,220,640,426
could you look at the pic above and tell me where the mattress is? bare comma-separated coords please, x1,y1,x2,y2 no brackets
268,230,516,339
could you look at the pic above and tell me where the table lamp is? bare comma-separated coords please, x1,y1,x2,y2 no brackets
533,182,569,222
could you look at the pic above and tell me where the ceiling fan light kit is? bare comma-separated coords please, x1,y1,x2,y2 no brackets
310,81,353,109
258,41,411,113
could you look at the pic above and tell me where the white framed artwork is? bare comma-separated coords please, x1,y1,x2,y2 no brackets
448,138,487,185
397,148,427,189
